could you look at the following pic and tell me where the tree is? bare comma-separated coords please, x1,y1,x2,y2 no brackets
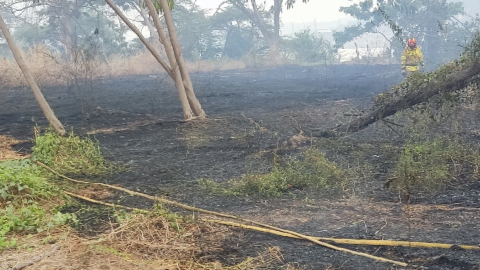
282,29,336,63
210,5,256,59
115,0,163,53
157,0,205,117
6,0,134,59
0,11,66,135
333,0,474,68
12,6,134,58
104,0,206,120
227,0,308,61
171,1,214,61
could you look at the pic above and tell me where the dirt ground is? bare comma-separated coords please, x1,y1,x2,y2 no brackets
1,64,480,270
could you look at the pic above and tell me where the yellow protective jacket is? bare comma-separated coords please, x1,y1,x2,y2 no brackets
401,47,424,71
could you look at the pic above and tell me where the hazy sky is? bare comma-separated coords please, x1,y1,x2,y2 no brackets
195,0,354,23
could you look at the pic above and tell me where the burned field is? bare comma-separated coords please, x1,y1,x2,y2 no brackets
2,64,480,269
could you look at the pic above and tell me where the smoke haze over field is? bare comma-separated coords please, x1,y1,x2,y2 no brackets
1,0,479,65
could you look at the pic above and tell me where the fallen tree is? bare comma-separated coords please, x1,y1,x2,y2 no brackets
311,35,480,137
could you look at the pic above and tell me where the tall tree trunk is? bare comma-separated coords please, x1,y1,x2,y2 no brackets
157,0,206,118
250,0,281,62
144,0,194,119
105,0,194,119
0,13,66,135
273,0,282,39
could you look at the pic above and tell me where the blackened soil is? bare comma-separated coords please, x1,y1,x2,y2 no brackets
2,64,479,270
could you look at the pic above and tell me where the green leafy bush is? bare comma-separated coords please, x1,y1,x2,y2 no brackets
0,159,76,249
0,159,55,202
32,129,110,176
391,137,480,196
200,149,347,197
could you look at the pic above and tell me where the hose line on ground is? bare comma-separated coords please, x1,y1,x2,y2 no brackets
37,161,480,267
64,190,407,267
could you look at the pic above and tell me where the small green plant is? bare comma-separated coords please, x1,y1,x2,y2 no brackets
32,128,111,176
0,159,76,249
390,137,480,196
200,149,347,197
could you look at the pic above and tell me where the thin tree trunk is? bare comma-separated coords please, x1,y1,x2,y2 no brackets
273,0,282,39
104,0,173,78
158,0,206,118
250,0,272,41
144,0,194,119
136,0,161,49
0,13,66,135
105,0,195,119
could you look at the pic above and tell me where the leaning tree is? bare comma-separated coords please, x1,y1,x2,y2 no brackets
0,3,66,135
105,0,206,120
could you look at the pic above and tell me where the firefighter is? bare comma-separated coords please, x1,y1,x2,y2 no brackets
401,38,425,77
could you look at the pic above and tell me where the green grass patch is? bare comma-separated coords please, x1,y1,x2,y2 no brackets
0,129,115,249
390,137,480,196
200,149,348,197
0,159,76,249
32,129,111,176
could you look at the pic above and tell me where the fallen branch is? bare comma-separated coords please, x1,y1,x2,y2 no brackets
313,60,480,137
11,245,61,270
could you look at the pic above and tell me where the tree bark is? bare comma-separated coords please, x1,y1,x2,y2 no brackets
313,61,480,137
143,0,194,119
157,0,206,118
104,0,173,78
136,0,162,49
250,0,273,42
273,0,282,39
0,12,66,135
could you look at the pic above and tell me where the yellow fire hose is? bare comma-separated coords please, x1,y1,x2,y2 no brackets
203,219,480,250
38,161,480,267
64,191,407,266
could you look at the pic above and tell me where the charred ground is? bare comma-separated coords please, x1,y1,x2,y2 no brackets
1,64,480,269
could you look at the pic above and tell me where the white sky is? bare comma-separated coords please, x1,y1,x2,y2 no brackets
195,0,355,23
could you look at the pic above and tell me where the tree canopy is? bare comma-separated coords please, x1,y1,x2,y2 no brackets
334,0,479,68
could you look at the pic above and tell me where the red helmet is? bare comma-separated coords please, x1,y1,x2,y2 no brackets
408,38,416,48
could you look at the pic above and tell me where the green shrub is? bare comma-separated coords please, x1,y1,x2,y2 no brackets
0,159,76,249
391,137,480,196
200,149,347,197
32,129,110,176
0,159,56,202
282,29,337,64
